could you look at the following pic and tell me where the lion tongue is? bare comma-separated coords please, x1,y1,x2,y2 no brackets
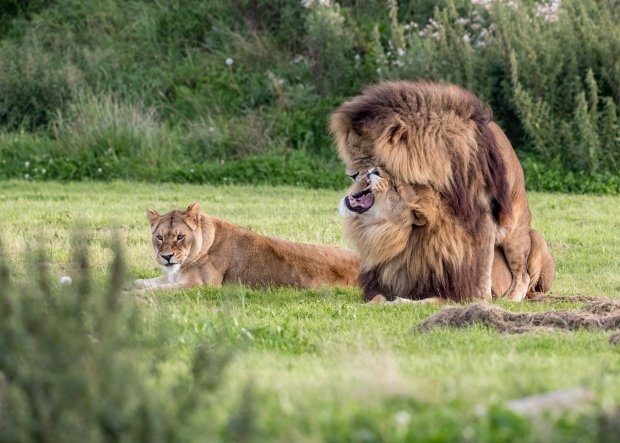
345,191,375,213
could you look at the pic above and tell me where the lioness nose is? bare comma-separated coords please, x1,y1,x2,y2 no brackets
161,254,173,262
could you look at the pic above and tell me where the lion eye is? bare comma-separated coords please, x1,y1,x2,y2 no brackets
347,172,359,181
177,235,185,241
156,235,163,241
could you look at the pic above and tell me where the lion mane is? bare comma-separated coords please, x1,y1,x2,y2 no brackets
332,81,545,301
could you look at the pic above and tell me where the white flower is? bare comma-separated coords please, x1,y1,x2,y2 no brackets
225,57,234,66
537,0,561,22
396,47,406,57
97,167,103,174
24,173,30,179
60,276,72,285
462,34,471,43
41,168,46,174
24,161,30,168
394,410,411,426
292,54,304,64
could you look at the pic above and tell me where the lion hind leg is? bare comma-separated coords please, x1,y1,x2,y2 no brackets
501,224,532,302
473,215,495,301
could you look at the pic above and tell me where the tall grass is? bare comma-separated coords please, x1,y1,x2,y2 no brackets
0,234,250,442
0,0,618,192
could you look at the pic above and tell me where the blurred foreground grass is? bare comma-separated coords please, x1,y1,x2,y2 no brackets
1,180,619,442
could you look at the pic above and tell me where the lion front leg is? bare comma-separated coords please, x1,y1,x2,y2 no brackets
359,268,397,302
133,275,171,290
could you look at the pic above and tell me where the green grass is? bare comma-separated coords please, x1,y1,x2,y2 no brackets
1,180,620,441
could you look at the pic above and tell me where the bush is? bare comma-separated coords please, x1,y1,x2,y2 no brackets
0,235,250,442
0,0,619,191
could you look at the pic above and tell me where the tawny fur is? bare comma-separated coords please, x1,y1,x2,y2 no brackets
342,178,553,302
135,202,361,291
331,80,537,301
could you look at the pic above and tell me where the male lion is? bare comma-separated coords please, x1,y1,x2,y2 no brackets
134,202,360,291
331,80,534,301
340,173,554,302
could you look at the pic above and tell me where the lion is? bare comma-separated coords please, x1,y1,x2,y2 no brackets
340,172,553,302
133,202,360,291
330,80,534,301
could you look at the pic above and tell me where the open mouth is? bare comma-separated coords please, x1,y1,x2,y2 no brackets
345,185,375,213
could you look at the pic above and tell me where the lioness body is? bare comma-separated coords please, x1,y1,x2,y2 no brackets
331,81,539,301
135,203,360,291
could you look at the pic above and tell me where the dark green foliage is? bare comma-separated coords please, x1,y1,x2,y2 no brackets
0,0,618,191
0,235,243,442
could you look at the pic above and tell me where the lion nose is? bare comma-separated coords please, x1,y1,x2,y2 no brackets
161,254,173,263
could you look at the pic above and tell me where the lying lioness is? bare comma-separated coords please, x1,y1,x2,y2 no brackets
134,202,361,291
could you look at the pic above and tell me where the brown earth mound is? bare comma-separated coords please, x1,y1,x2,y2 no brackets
416,297,620,343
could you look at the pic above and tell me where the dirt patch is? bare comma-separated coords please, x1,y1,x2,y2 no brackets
416,297,620,342
526,294,606,304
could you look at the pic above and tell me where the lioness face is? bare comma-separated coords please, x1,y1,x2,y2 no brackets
146,202,202,269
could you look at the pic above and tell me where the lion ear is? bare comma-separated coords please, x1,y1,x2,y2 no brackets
146,209,160,226
411,209,427,227
387,118,408,145
185,202,201,230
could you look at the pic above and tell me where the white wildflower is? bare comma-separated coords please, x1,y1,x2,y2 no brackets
396,47,406,57
301,0,331,8
537,0,561,22
60,276,72,285
24,173,30,179
225,57,233,66
24,161,30,168
97,167,103,174
41,168,46,174
394,410,411,427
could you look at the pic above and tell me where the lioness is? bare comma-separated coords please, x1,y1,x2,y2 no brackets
134,202,360,291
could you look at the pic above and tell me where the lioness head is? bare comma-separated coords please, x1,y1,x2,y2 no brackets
146,202,204,269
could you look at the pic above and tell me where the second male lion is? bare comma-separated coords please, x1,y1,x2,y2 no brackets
331,80,535,301
134,202,360,291
340,172,553,302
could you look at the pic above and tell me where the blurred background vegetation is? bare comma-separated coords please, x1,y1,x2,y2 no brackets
0,0,618,192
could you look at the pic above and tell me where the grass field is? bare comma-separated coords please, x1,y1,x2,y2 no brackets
1,180,620,441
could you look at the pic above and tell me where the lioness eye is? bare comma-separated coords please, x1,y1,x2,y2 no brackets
156,235,163,241
177,235,185,241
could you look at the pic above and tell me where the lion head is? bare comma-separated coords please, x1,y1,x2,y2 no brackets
330,80,512,230
341,172,481,302
146,202,212,270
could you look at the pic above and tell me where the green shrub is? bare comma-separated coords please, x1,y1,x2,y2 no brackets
0,37,83,130
0,235,249,442
0,0,619,191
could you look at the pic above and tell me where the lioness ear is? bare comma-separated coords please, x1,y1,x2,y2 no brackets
185,202,201,230
146,209,160,226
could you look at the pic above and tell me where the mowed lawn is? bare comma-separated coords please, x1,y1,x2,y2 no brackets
1,180,620,441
